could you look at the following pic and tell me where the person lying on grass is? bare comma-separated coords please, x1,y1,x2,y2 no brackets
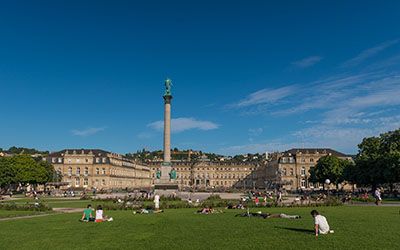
235,211,300,219
95,205,113,222
133,208,164,214
310,210,334,237
80,204,95,222
226,203,245,209
196,206,223,214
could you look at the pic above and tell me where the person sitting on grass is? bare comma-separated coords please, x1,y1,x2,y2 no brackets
235,211,300,219
80,204,94,222
310,210,334,237
95,205,113,222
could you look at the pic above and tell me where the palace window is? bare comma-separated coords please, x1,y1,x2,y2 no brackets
102,158,107,163
68,167,72,176
310,158,314,163
84,179,88,186
84,167,88,176
58,158,62,163
301,167,306,176
75,177,80,186
290,168,294,176
96,158,100,163
102,168,106,175
76,167,80,176
300,179,306,188
102,179,106,186
283,168,287,176
52,158,56,163
96,168,100,175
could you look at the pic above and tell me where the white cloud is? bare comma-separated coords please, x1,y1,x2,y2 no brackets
292,56,322,68
71,127,105,137
235,85,296,108
148,117,219,133
248,128,263,137
342,39,399,67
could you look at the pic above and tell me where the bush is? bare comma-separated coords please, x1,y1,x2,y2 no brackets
0,202,52,211
352,196,375,202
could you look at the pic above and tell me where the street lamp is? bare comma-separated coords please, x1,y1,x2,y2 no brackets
325,179,331,199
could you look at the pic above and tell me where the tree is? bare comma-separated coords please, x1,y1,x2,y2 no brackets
355,128,400,189
0,155,54,191
0,157,16,191
311,155,350,189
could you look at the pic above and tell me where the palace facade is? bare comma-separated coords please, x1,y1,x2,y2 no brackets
261,148,353,191
149,156,259,190
47,149,151,190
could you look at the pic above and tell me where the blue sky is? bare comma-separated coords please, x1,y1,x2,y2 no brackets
1,1,400,155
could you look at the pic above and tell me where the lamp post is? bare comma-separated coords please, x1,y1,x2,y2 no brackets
325,179,331,199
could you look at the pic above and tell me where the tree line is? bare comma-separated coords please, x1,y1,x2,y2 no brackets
0,155,55,192
311,128,400,190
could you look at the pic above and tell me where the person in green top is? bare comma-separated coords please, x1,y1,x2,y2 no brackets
81,204,94,222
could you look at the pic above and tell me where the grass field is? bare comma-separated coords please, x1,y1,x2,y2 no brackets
0,210,49,219
0,206,399,250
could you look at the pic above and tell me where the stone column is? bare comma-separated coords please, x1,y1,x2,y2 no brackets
163,95,172,164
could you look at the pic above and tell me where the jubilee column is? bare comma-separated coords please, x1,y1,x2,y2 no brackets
163,93,172,164
155,78,178,190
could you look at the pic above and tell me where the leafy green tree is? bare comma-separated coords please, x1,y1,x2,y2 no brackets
355,129,400,189
311,155,350,189
0,155,54,190
0,157,16,190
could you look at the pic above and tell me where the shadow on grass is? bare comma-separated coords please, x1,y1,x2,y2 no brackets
275,226,314,234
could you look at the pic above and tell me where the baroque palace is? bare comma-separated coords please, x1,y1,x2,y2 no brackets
260,148,353,191
47,149,151,190
45,148,351,191
148,155,259,191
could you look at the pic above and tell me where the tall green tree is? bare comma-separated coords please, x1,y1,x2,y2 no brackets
311,155,351,189
0,155,54,191
354,128,400,189
0,157,16,190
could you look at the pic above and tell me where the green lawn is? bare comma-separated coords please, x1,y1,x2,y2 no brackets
0,206,399,249
0,210,49,219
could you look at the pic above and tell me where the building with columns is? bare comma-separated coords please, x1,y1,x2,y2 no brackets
149,155,259,190
262,148,353,191
47,149,151,190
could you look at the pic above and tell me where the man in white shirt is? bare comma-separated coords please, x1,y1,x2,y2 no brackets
374,188,382,205
154,194,160,211
311,210,333,236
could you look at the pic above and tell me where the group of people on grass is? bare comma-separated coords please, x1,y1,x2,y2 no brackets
79,193,334,238
80,204,113,222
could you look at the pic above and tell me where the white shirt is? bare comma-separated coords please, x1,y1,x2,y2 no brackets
375,190,381,200
154,195,160,203
314,215,330,234
96,210,103,220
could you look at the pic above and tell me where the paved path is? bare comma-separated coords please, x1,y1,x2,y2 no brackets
0,207,82,222
346,202,400,207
